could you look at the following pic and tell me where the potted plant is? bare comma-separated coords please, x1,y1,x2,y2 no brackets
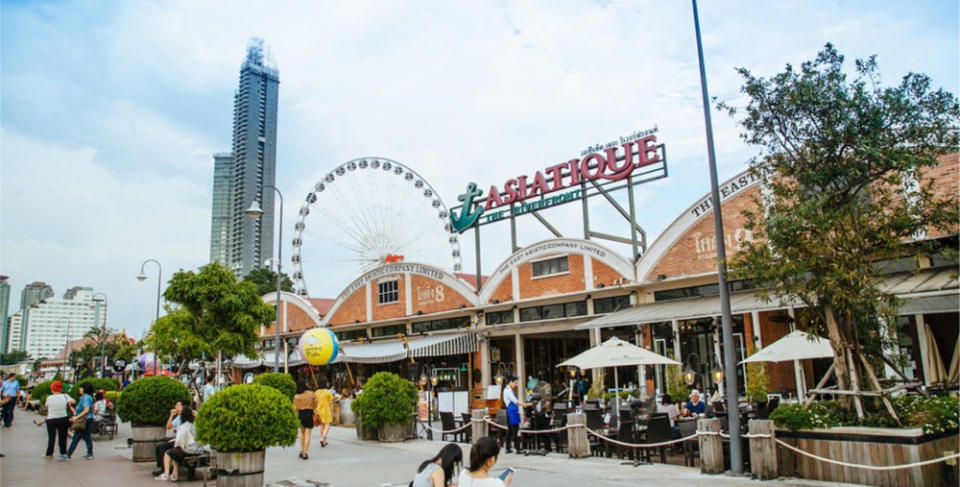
350,372,417,442
115,376,192,462
666,365,691,404
251,372,296,401
196,384,298,487
744,346,770,416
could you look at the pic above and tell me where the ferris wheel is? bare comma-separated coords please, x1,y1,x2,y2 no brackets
290,157,463,298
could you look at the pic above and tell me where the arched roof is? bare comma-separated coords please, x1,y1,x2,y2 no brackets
319,262,478,327
635,168,761,282
478,238,634,303
262,291,324,327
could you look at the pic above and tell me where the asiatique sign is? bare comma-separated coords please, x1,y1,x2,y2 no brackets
450,128,666,233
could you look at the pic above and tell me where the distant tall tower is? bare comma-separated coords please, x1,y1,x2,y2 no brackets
20,281,53,311
229,38,280,277
0,276,10,352
210,152,234,265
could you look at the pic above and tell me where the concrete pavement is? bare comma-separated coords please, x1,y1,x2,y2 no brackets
1,409,858,487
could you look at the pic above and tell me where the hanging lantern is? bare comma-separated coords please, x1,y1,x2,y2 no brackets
711,366,724,386
683,366,697,386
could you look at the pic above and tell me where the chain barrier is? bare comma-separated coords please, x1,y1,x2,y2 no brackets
776,439,960,471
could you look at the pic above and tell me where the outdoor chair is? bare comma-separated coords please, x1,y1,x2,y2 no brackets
461,413,473,443
609,420,635,459
549,413,568,454
585,409,604,431
637,415,671,464
93,409,118,440
439,412,463,442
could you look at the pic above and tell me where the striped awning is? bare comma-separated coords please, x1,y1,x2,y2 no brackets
335,333,477,364
409,333,478,358
231,354,262,369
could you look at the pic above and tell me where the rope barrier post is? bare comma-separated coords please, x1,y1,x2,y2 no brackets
567,413,589,459
698,418,723,474
748,419,777,480
471,409,487,445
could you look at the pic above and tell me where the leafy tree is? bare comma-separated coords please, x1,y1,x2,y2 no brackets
243,267,294,296
252,372,296,400
722,44,958,418
744,346,770,405
156,263,274,370
0,350,28,365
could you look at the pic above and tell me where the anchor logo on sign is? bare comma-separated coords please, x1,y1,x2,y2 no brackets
449,182,485,233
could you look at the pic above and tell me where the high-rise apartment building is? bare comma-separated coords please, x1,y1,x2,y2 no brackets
21,281,54,310
0,276,9,352
210,152,235,265
228,38,280,277
6,311,23,354
21,286,106,359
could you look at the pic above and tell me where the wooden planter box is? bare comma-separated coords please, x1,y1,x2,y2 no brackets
776,426,958,487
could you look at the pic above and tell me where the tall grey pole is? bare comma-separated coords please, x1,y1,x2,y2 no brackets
139,259,162,377
691,0,742,473
93,292,107,377
269,185,284,373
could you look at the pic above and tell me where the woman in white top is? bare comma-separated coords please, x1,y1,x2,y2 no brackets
157,406,204,481
411,443,462,487
43,380,75,458
458,436,513,487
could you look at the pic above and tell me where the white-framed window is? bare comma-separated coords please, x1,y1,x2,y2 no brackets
531,256,569,277
378,280,399,304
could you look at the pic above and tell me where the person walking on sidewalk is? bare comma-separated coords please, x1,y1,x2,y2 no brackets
43,380,74,458
1,373,21,427
293,380,318,459
314,378,334,448
62,384,94,460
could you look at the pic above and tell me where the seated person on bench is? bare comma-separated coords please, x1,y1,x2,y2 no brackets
156,406,204,481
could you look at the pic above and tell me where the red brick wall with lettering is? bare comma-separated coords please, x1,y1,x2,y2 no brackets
647,186,760,280
262,304,318,336
410,275,472,315
518,254,586,299
923,152,959,238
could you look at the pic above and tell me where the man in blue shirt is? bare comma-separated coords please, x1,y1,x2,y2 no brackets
681,389,706,417
1,373,21,427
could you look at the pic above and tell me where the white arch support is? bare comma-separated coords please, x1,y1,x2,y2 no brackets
478,238,634,303
262,291,325,327
320,262,478,327
635,168,761,282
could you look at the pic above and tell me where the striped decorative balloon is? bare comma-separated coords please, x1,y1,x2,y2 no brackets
299,327,340,366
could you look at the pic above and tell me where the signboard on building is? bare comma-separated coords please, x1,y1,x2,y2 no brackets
449,128,667,233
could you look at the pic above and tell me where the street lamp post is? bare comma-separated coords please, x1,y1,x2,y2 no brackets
93,292,108,378
137,259,162,376
691,0,742,472
58,319,71,380
246,185,284,373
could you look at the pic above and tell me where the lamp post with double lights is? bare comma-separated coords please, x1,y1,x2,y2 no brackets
92,292,108,377
419,365,438,440
137,259,162,376
245,184,283,373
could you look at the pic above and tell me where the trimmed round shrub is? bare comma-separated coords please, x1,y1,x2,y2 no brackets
116,377,191,426
69,377,119,400
31,380,55,405
105,390,121,405
196,384,298,452
350,372,417,428
252,372,296,400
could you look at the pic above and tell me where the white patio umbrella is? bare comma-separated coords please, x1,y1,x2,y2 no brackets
740,330,833,364
558,336,680,416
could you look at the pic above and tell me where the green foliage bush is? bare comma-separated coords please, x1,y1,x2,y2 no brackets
105,390,121,405
69,377,119,400
602,390,633,402
666,365,690,404
771,396,960,434
116,377,191,426
196,384,298,452
31,380,55,405
744,346,770,404
351,372,417,428
252,372,296,400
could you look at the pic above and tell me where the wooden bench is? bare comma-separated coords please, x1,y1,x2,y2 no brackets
181,451,216,483
92,410,118,440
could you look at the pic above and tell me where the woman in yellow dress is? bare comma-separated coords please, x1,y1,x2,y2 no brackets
314,378,334,447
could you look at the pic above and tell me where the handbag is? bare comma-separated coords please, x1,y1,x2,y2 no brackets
71,418,86,431
313,413,322,427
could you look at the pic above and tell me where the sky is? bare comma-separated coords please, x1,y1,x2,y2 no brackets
1,0,957,341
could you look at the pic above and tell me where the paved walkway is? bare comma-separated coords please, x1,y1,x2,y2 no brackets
1,409,857,487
